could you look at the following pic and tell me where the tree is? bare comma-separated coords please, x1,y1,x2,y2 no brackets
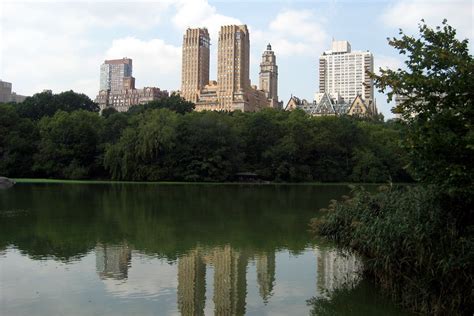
34,110,103,179
171,111,241,181
0,104,38,177
235,109,287,179
371,20,473,194
16,90,99,120
101,107,118,118
104,109,179,180
102,112,129,144
127,93,195,115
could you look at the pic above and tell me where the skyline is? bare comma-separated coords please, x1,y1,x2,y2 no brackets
1,0,472,118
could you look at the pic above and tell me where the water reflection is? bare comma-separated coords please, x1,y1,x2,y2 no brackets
178,248,206,316
95,242,132,280
314,248,362,299
255,251,275,303
93,242,361,316
1,183,409,315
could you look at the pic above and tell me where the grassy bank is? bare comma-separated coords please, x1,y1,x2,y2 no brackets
310,185,473,315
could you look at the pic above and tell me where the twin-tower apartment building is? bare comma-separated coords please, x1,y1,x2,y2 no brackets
181,25,280,112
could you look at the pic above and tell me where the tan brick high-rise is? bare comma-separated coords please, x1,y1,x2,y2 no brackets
180,24,278,112
181,28,210,103
259,43,279,108
217,25,250,110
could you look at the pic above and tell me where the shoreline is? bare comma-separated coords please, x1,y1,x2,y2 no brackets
12,178,412,186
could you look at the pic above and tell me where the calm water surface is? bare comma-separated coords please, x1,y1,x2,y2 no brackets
0,183,410,315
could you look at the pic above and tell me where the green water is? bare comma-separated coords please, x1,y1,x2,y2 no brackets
0,182,410,315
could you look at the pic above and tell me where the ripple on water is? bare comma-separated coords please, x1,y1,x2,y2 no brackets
0,209,30,218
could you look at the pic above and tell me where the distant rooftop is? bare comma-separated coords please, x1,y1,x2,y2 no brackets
104,57,132,65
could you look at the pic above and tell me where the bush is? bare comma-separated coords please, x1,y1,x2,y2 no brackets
310,185,474,315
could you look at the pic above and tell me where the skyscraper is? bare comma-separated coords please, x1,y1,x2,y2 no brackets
180,25,276,112
217,25,250,110
259,44,278,106
100,57,134,92
318,41,374,102
181,28,210,103
96,57,168,112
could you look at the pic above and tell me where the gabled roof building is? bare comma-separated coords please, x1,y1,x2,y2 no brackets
285,92,377,117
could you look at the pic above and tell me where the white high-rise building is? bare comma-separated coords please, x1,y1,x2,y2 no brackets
318,40,374,103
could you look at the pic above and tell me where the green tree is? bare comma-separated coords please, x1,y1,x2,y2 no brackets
371,20,473,193
171,111,241,181
235,109,287,179
101,107,118,118
0,104,38,177
16,90,99,120
351,121,410,182
34,110,103,179
311,116,361,182
313,21,473,315
104,109,178,180
127,93,195,115
102,112,129,144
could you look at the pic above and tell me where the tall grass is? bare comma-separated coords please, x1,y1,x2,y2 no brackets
310,185,474,315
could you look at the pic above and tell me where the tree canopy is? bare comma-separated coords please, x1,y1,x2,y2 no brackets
371,19,473,193
15,90,99,120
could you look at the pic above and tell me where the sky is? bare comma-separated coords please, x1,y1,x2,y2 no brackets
0,0,472,118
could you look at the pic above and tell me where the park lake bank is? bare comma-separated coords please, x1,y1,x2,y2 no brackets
0,181,412,315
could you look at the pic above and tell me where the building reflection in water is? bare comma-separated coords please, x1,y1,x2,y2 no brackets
255,251,275,304
94,243,361,315
177,245,275,316
314,247,362,299
95,242,132,280
211,245,248,316
178,248,207,316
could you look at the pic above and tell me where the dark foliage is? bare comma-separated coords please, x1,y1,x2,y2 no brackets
310,186,473,315
127,92,195,115
15,90,99,120
0,92,411,181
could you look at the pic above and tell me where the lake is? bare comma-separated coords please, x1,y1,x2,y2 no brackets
0,182,410,315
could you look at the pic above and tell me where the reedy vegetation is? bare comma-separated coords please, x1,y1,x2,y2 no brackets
310,20,473,315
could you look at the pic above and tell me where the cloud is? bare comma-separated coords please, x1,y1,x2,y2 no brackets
104,37,181,91
252,9,329,57
380,0,473,40
0,1,174,98
102,255,178,298
172,0,241,40
374,54,404,74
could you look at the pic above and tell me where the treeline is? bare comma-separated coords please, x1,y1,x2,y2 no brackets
0,90,411,182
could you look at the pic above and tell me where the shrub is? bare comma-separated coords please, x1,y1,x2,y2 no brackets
310,185,474,315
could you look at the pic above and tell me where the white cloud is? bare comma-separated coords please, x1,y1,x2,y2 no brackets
172,0,241,38
374,54,404,74
252,9,329,57
381,0,473,40
104,37,181,91
102,255,178,299
0,1,173,98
